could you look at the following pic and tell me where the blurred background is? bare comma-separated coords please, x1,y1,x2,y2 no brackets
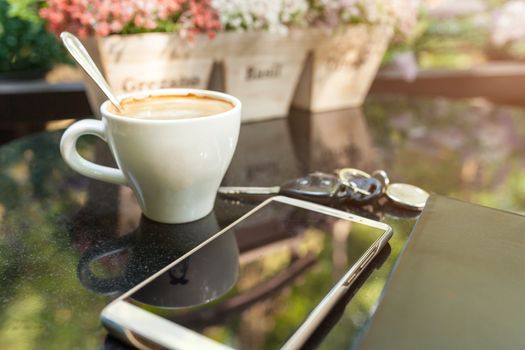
2,0,525,140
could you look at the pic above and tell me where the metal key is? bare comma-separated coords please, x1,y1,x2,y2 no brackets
218,172,351,204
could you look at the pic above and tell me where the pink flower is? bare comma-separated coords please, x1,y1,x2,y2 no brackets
144,19,157,29
40,0,220,38
110,20,124,32
96,21,111,36
134,14,144,27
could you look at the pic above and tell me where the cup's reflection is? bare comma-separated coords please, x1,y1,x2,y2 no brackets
77,211,237,298
130,230,240,308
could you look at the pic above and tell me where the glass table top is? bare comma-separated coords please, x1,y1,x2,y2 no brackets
1,94,525,349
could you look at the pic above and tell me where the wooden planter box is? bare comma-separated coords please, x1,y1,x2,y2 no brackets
210,31,310,123
82,33,215,116
293,25,393,112
79,27,390,119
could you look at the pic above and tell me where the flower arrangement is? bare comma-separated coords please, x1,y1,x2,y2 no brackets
39,0,418,38
489,0,525,59
306,0,419,38
40,0,221,38
37,0,420,116
211,0,308,33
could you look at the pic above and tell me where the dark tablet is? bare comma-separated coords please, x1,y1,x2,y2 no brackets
355,195,525,350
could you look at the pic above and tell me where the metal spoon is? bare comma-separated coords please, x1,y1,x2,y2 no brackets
60,31,123,112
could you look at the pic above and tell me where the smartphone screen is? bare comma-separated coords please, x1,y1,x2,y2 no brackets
123,201,388,350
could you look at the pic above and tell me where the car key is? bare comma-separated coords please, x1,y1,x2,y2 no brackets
218,172,351,204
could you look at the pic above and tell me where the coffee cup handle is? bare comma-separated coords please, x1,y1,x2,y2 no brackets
60,119,127,186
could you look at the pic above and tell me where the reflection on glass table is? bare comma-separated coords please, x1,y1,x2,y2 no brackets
1,95,525,349
77,212,223,296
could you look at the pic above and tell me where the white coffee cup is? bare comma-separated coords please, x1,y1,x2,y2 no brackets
60,88,241,223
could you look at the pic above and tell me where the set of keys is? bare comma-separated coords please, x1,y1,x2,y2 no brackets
218,168,429,211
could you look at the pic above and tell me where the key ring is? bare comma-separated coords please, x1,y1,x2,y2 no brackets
372,170,390,188
337,168,371,181
336,168,384,204
336,168,372,195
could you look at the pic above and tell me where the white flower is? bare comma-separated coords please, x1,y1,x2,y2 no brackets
212,0,419,35
426,0,486,20
309,0,417,29
490,0,525,46
362,0,380,23
392,51,418,82
281,0,308,24
387,0,421,37
212,0,307,32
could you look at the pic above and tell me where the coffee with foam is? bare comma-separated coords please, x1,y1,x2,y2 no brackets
111,94,234,120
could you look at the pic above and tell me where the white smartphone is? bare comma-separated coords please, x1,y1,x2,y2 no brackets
101,196,392,350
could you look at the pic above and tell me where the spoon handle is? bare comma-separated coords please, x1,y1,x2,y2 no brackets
60,32,122,111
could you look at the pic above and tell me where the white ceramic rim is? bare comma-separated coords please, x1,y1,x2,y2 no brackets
100,88,242,124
